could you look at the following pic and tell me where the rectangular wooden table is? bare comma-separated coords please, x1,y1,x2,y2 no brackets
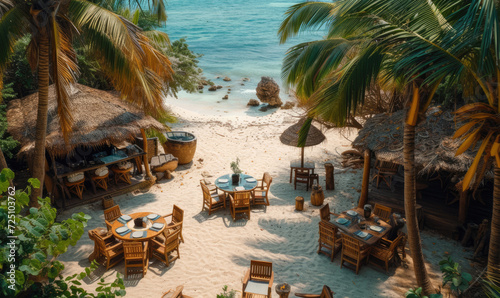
331,207,391,246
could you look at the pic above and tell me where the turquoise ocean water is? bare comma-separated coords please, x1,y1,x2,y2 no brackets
160,0,321,115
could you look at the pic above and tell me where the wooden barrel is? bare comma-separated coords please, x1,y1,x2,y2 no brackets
295,196,304,211
311,185,324,206
162,131,197,165
325,163,335,190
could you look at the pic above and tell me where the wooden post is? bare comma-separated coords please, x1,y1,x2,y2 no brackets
458,188,469,224
140,129,154,181
358,149,371,208
324,163,335,190
295,196,304,211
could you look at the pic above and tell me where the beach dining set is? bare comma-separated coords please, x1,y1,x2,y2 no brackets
88,197,184,278
318,203,407,274
200,172,273,221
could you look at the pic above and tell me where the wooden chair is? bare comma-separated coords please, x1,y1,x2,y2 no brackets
200,180,225,215
294,167,312,190
150,228,181,267
112,166,132,185
252,172,272,206
65,178,85,200
88,227,109,262
91,172,109,191
104,205,122,231
92,230,123,270
371,160,398,188
295,285,334,298
318,221,342,261
162,204,184,243
340,234,371,275
123,241,148,278
373,203,392,222
161,285,193,298
242,260,274,298
229,191,251,221
369,233,403,272
319,203,338,222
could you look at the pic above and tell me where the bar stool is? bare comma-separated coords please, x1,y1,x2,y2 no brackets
112,166,132,185
65,178,86,200
309,173,319,187
91,172,109,191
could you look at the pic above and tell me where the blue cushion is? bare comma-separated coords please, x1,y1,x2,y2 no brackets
245,280,269,296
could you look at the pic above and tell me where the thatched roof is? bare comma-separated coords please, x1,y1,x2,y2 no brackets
353,106,485,175
280,119,326,147
7,84,167,157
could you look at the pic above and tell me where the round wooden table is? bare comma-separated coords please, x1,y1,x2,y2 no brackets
112,212,166,241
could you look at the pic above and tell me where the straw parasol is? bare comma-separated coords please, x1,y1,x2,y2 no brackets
7,84,167,158
280,118,326,167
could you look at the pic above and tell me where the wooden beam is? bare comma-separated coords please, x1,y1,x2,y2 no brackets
458,188,469,224
140,129,155,181
358,149,371,208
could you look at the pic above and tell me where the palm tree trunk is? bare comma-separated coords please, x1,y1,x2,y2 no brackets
403,121,434,294
487,165,500,276
29,33,50,207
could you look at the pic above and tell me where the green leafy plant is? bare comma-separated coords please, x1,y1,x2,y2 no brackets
217,285,237,298
0,168,125,297
230,158,242,175
405,287,442,298
439,257,472,294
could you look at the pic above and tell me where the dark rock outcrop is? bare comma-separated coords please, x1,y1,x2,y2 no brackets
256,77,282,107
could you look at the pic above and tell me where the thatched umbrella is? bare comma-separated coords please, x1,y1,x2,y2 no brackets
7,84,167,158
280,118,326,167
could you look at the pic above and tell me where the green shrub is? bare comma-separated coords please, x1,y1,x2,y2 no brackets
439,256,472,294
216,285,237,298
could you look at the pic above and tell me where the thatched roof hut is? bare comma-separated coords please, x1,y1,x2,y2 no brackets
353,106,484,175
7,84,166,157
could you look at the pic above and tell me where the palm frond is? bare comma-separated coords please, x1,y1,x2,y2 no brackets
0,6,29,69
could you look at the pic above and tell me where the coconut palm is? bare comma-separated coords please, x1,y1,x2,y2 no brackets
278,0,464,294
0,0,172,206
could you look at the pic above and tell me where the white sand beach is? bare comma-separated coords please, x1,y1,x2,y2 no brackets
58,104,474,297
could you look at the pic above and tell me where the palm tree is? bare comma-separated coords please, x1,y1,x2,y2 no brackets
279,0,460,294
0,0,172,206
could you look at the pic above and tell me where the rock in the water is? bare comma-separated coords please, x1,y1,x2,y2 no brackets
240,83,245,86
281,101,295,110
223,76,231,81
222,95,228,100
208,85,217,91
200,79,209,86
247,99,260,106
216,85,223,89
197,84,204,90
259,104,279,112
242,77,250,82
256,76,282,107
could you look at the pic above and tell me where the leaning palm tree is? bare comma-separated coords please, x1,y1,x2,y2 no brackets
0,0,172,206
279,0,462,294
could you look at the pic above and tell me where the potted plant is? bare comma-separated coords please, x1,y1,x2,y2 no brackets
230,158,242,185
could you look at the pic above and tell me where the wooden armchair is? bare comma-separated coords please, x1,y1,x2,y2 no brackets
373,203,392,222
371,160,398,189
294,168,312,190
369,233,403,272
318,221,342,261
295,285,334,298
200,180,225,215
92,230,123,270
242,260,274,298
252,172,272,206
162,204,184,243
123,241,148,278
161,286,193,298
319,203,338,222
104,205,122,231
150,228,181,267
229,191,251,221
340,234,371,275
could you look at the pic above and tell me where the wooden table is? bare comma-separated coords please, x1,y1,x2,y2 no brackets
215,174,258,194
112,212,166,241
289,160,315,183
331,207,391,246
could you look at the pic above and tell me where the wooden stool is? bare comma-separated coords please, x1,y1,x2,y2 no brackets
295,196,304,211
309,173,319,187
91,172,109,191
112,166,132,185
65,178,85,200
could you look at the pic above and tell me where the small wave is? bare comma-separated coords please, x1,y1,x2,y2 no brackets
241,89,256,94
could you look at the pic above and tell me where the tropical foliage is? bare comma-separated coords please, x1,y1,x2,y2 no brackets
0,83,18,159
439,257,472,295
0,168,125,297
